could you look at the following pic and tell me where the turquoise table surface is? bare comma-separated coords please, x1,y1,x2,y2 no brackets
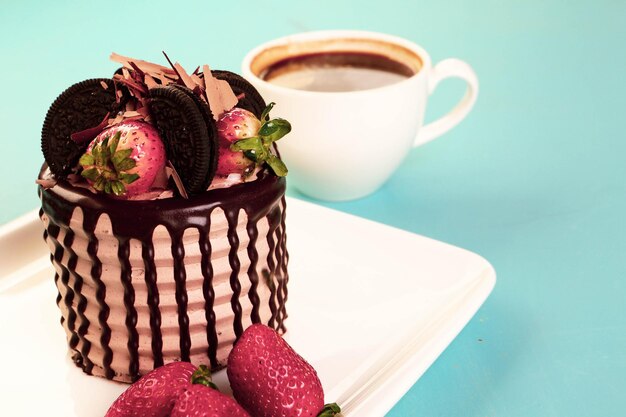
2,1,625,415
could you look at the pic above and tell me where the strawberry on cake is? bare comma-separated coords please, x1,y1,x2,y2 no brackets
37,53,291,383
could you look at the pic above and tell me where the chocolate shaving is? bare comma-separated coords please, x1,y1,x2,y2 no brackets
136,106,150,117
35,178,57,189
161,51,183,84
151,163,169,190
70,112,110,144
110,52,238,120
190,73,203,87
166,161,189,199
129,61,145,80
113,75,148,96
174,62,196,90
144,74,159,89
202,65,238,120
120,110,142,118
110,53,176,78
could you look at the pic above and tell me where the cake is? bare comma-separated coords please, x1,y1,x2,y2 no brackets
37,54,290,383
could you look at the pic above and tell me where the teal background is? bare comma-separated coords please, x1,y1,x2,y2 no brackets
2,1,625,415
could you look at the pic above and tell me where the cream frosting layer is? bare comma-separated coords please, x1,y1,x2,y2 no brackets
41,196,288,383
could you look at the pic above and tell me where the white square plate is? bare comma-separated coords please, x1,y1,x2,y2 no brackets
0,198,495,417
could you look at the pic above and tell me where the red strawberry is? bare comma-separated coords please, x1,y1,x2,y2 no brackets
215,107,260,177
215,104,291,179
79,120,166,198
217,108,261,144
105,361,196,417
227,324,340,417
171,385,251,417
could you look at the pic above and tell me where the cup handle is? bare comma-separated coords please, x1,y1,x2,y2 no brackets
414,58,479,147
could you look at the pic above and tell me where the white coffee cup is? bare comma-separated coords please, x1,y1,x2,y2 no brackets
242,30,479,201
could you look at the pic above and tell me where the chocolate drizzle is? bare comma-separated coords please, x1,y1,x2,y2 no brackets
83,215,114,380
199,228,219,369
171,231,191,362
246,220,261,323
226,208,244,339
277,196,289,332
265,212,279,329
117,237,140,378
39,168,288,382
142,240,163,368
65,227,94,373
52,226,79,349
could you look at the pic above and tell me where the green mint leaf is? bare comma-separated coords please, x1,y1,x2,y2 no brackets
109,131,121,154
81,167,99,181
260,102,275,122
79,153,95,167
104,181,112,194
119,172,140,184
115,158,136,172
266,154,288,177
259,118,291,143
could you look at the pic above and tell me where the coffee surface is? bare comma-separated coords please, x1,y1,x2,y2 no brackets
261,52,414,92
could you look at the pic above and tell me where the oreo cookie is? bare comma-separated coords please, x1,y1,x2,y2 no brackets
42,78,125,177
148,85,217,195
169,84,219,187
211,70,266,119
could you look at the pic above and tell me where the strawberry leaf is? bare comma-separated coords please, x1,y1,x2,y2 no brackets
191,365,219,390
91,143,102,161
119,172,140,184
114,157,136,172
81,167,99,181
109,131,121,154
110,181,126,196
258,118,291,143
93,176,106,191
100,137,111,159
317,403,342,417
260,102,275,122
79,153,95,167
266,155,288,177
112,148,133,167
231,137,263,153
243,150,258,162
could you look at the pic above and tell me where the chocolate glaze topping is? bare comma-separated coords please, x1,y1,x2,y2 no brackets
39,168,288,381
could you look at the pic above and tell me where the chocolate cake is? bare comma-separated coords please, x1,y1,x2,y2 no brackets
37,53,290,382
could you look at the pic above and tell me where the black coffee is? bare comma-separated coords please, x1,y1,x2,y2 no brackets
261,52,414,92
